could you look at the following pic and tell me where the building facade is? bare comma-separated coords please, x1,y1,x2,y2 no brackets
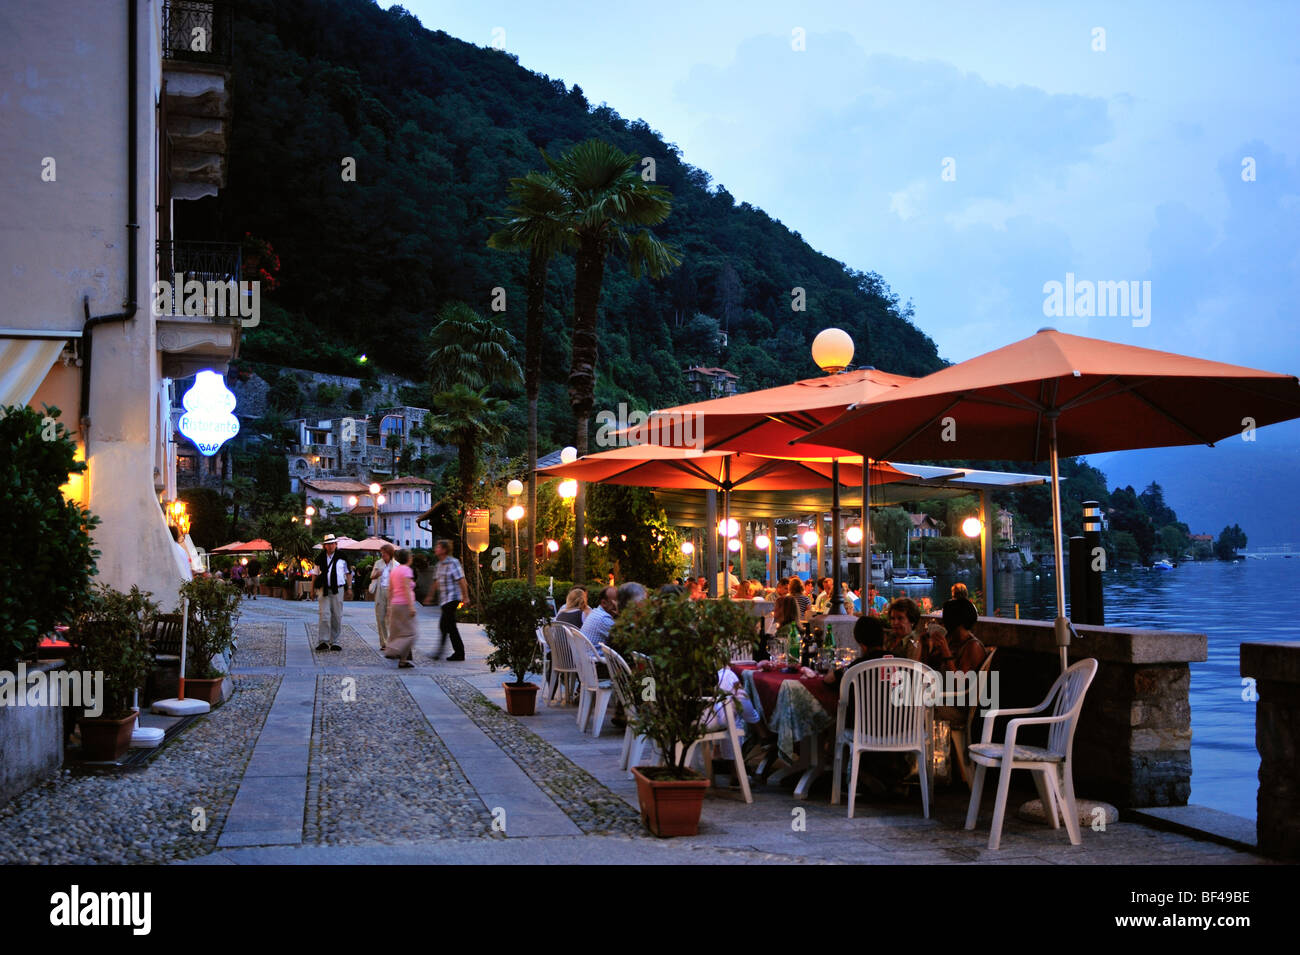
685,366,740,398
379,477,435,549
2,0,237,602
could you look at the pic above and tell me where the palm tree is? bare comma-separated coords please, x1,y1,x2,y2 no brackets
488,170,570,586
425,383,511,509
424,301,522,392
545,140,681,582
222,475,257,538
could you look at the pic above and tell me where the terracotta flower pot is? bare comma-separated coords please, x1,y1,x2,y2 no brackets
631,766,710,837
502,681,539,716
78,712,137,762
182,677,224,706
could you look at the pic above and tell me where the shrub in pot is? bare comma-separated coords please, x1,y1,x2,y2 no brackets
0,404,99,671
611,592,754,836
72,585,158,761
180,576,242,705
483,581,551,716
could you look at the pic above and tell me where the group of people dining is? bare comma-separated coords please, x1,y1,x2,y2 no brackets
549,573,990,795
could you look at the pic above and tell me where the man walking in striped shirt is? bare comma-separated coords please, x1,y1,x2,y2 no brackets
427,538,467,661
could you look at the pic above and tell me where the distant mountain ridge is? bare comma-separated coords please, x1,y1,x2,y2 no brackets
186,0,943,452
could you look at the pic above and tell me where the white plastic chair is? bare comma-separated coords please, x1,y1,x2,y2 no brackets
831,658,938,818
541,623,578,705
602,645,642,770
677,695,753,804
565,627,614,736
964,657,1098,850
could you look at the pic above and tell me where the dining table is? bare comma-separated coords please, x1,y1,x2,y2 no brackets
730,661,838,799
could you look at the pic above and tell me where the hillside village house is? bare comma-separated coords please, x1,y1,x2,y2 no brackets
2,0,237,600
287,406,436,490
685,366,740,398
909,512,943,539
301,476,435,548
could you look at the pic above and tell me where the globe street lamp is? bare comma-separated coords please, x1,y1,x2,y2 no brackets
507,503,525,577
368,483,383,538
812,328,855,613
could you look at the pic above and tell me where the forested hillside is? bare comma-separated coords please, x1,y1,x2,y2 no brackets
181,0,943,450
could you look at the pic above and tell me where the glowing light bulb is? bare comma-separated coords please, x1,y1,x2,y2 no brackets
846,526,863,545
755,534,770,550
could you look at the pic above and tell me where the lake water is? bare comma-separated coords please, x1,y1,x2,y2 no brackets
906,559,1298,820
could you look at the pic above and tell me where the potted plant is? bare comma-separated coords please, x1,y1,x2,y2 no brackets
612,592,754,837
483,580,551,716
179,576,242,705
72,585,157,761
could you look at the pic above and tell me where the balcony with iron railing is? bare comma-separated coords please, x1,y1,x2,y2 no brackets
155,240,242,319
155,239,243,377
162,0,233,66
162,0,233,199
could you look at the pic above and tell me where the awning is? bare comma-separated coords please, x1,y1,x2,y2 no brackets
0,337,66,409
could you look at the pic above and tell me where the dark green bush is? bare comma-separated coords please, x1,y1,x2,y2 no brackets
0,405,99,669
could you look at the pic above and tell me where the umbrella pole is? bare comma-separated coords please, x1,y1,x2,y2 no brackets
830,460,843,614
862,459,871,604
1048,416,1070,672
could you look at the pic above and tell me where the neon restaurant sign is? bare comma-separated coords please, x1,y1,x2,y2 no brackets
178,370,239,456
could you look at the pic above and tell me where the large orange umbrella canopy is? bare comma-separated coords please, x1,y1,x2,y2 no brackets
211,538,273,553
538,444,908,491
620,367,914,457
801,328,1300,460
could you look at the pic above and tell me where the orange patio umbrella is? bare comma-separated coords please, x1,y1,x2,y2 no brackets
626,366,915,457
539,444,909,602
800,327,1300,668
211,538,273,554
538,443,907,491
606,366,915,608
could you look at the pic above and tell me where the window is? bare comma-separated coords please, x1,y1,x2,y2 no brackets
332,496,342,509
404,518,412,530
404,490,412,504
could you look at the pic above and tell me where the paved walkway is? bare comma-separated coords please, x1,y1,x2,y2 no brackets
180,596,1265,865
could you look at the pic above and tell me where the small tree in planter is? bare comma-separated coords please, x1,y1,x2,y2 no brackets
73,585,158,761
483,580,551,716
179,577,242,705
611,592,754,836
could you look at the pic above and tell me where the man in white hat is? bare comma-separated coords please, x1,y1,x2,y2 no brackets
313,534,350,651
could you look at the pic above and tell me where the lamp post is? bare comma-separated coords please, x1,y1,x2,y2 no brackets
368,482,382,538
811,327,854,615
506,504,525,577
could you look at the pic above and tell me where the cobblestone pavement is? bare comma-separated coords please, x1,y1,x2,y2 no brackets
305,674,493,845
4,597,1270,864
234,622,286,668
436,676,643,836
305,621,386,667
0,675,279,864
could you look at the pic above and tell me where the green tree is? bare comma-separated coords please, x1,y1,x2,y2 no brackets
254,450,291,504
1140,482,1178,528
1157,523,1191,559
426,383,510,508
424,301,523,392
545,139,681,583
586,484,684,585
256,511,315,568
222,475,258,538
268,373,301,414
1108,485,1155,563
1109,530,1141,566
1,405,99,668
1214,524,1248,560
871,506,913,559
489,169,570,587
178,487,228,551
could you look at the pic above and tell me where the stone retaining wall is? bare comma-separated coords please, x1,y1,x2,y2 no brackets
950,617,1206,809
0,661,68,805
1240,642,1300,860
